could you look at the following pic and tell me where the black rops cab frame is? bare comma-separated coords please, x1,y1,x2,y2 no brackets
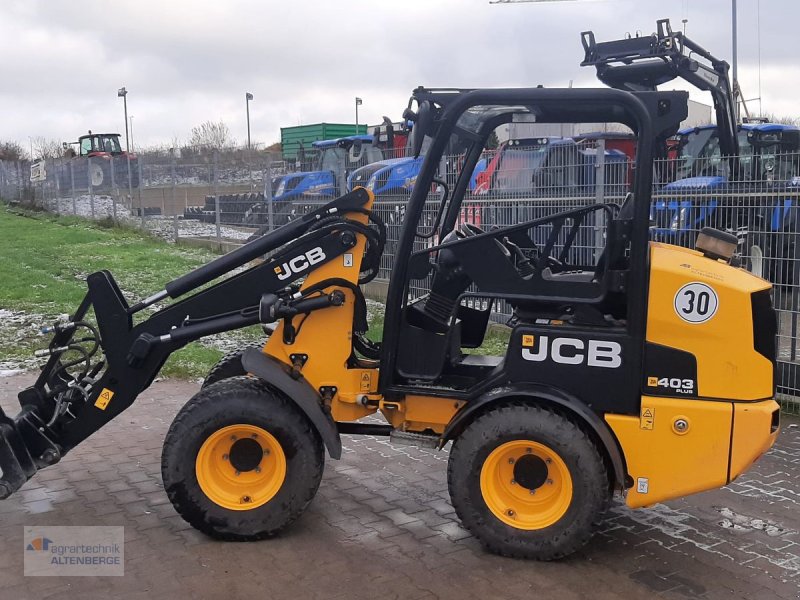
379,87,689,418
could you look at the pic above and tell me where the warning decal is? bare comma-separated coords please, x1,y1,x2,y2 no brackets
360,372,372,392
640,407,654,430
95,388,115,410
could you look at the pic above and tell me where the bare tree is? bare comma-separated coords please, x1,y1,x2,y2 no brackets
188,120,235,151
0,140,27,161
758,113,800,126
30,136,64,160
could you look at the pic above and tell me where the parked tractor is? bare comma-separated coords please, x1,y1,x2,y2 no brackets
56,131,139,193
272,135,384,203
583,19,800,290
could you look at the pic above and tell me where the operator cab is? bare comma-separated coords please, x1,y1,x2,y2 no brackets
378,88,686,405
77,132,125,157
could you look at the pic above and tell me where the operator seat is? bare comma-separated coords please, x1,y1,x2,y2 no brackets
513,193,633,324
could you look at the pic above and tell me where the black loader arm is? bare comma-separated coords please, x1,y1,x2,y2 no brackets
0,189,376,499
581,18,739,162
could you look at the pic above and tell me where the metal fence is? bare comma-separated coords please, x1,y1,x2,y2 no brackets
1,143,799,413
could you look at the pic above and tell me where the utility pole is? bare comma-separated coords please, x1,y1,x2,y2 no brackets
245,92,254,149
129,116,135,153
117,87,129,153
355,97,363,133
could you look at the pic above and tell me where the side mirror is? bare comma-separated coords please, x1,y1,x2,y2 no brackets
348,139,363,162
412,101,433,158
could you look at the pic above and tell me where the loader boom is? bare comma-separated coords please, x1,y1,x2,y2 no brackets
0,188,380,498
581,18,740,169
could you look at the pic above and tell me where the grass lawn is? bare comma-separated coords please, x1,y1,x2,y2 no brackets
0,207,261,378
0,206,511,380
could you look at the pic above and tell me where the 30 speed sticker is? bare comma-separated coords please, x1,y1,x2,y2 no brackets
674,282,719,324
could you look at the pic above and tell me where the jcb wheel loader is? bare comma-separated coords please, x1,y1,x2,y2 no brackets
0,86,779,560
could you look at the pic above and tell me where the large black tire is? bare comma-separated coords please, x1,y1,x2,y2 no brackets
162,376,324,540
447,403,608,560
202,343,265,388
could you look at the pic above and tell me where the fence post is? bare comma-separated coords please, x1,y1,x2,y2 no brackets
593,139,606,261
88,157,95,219
110,156,117,221
213,151,221,242
139,159,145,229
126,154,134,214
338,152,347,197
171,155,177,226
51,159,59,216
69,161,76,215
265,152,274,232
249,148,255,192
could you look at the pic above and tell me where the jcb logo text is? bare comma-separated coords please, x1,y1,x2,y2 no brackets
521,336,622,369
274,247,326,280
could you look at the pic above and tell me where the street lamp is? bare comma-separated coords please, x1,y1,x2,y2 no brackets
355,97,363,133
245,92,254,149
129,116,135,153
117,87,130,153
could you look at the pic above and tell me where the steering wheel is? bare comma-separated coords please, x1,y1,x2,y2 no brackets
457,222,562,275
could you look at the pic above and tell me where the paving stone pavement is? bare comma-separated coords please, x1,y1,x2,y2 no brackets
0,372,798,600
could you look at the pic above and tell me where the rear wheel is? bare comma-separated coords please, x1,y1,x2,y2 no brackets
89,162,106,188
447,403,608,560
162,376,324,540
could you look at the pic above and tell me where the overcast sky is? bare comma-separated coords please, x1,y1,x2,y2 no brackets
0,0,793,150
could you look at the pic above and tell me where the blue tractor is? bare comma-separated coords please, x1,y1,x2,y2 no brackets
583,18,800,290
272,135,383,203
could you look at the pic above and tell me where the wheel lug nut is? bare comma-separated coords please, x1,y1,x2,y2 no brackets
545,458,552,465
263,449,270,456
526,448,532,454
506,509,515,517
255,466,261,473
234,470,241,476
230,435,237,441
529,490,536,495
511,480,516,485
508,458,515,465
222,454,229,461
547,479,553,485
241,495,252,503
251,433,258,439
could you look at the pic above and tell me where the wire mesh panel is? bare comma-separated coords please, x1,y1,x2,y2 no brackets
2,138,800,414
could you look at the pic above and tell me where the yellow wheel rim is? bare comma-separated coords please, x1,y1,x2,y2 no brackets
479,440,573,530
195,424,286,511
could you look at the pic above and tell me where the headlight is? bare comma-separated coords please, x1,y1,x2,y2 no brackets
275,180,286,196
670,207,688,231
366,176,376,191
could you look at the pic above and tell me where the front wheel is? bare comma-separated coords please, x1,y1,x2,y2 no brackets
447,403,608,560
202,343,266,388
162,376,324,540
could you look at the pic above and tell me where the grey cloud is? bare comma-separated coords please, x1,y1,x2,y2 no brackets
1,0,796,148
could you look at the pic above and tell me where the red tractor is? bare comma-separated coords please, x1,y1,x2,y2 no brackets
58,131,139,193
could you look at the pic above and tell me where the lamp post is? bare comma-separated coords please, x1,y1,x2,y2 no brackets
246,92,254,149
117,87,130,153
129,116,134,153
355,97,363,134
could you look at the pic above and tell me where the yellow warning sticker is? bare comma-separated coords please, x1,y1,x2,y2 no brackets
360,372,372,392
647,376,658,387
522,334,535,347
640,406,654,430
95,388,114,410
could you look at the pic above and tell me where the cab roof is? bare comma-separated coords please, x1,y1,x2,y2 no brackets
312,134,374,149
